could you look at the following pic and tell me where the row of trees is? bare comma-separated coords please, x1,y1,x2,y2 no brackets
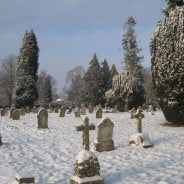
0,31,58,108
63,55,118,107
63,16,154,110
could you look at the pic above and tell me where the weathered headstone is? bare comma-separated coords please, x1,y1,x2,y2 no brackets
12,109,20,120
25,106,30,113
37,108,48,128
94,118,114,152
80,104,86,115
129,108,153,148
20,108,26,116
59,107,66,117
1,108,6,116
96,108,102,118
75,108,80,118
70,117,104,184
88,105,93,113
10,106,16,118
66,107,72,114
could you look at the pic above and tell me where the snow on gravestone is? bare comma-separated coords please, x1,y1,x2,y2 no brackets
70,116,104,184
37,108,48,129
129,108,153,148
12,109,20,120
94,118,114,152
12,172,35,184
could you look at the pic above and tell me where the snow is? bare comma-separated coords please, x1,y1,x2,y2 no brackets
76,150,96,163
0,111,184,184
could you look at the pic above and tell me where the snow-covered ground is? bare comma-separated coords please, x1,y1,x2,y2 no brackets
0,110,184,184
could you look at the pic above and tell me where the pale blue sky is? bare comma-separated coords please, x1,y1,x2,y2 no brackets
0,0,167,91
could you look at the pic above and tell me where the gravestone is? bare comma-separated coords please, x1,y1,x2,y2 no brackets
14,172,35,184
25,106,30,113
1,108,6,116
70,117,104,184
96,108,102,118
88,105,93,113
75,108,80,118
20,108,26,116
12,109,20,120
59,107,66,117
80,104,86,115
66,107,72,114
10,106,16,118
37,108,48,128
129,108,153,148
94,118,114,152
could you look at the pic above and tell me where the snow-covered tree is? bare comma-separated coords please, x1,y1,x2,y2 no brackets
106,17,145,111
14,30,39,108
150,1,184,124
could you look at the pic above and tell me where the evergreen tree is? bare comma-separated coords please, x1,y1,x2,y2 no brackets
84,54,104,106
106,17,145,111
101,60,111,93
150,1,184,124
109,64,118,89
14,30,39,108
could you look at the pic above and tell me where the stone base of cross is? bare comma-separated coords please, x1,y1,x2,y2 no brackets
70,116,104,184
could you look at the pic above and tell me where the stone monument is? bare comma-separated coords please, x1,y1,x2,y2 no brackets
59,106,66,117
12,109,20,120
37,108,48,129
94,118,114,152
129,108,153,148
96,108,102,118
70,117,104,184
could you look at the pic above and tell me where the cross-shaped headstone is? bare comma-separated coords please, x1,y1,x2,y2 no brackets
131,108,144,133
76,116,95,150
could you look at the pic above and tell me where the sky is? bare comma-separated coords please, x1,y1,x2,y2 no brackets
0,0,167,92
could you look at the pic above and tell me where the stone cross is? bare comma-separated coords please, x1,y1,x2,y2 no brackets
76,117,95,150
131,108,144,133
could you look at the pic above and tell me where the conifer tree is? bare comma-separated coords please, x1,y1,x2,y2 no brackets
14,30,39,108
109,64,118,89
84,54,104,106
150,0,184,124
101,59,111,99
106,17,145,111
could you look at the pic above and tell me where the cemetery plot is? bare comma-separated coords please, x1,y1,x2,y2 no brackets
0,111,184,184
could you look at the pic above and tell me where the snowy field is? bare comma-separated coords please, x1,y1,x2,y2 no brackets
0,110,184,184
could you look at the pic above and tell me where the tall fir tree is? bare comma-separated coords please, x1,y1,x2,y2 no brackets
150,0,184,124
105,17,145,111
100,59,111,104
14,30,39,108
84,54,104,106
120,16,145,109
